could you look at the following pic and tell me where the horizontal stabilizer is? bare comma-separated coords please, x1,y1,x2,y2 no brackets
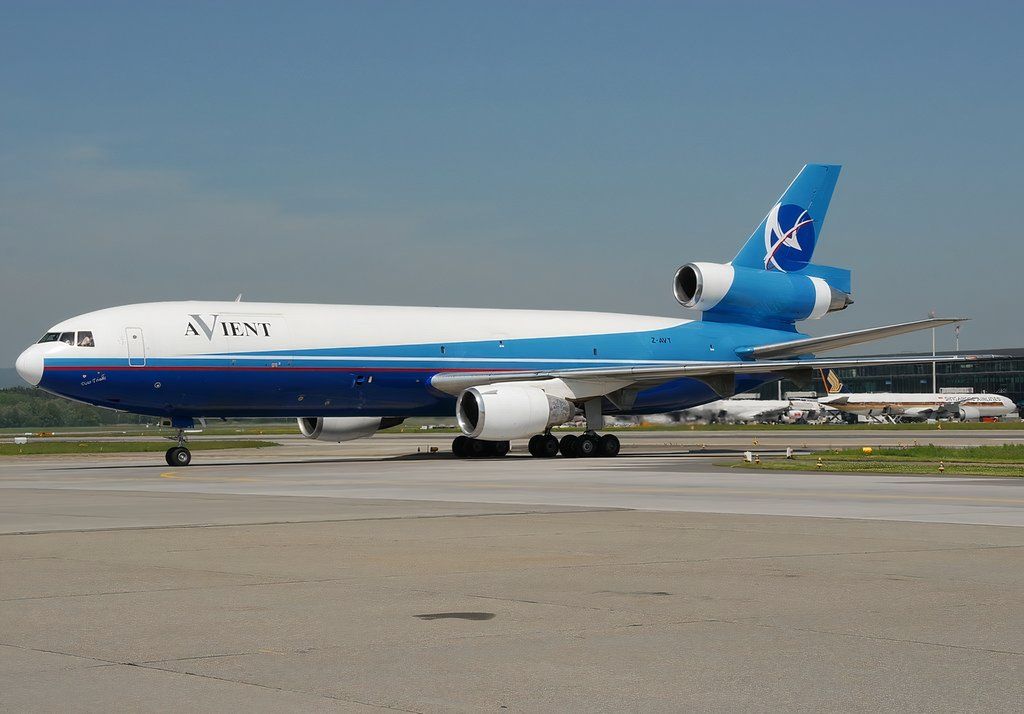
735,317,966,360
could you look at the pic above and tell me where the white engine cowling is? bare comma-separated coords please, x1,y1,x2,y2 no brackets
958,406,981,422
456,385,575,440
673,262,735,311
297,416,405,442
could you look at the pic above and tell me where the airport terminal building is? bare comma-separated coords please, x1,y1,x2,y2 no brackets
762,348,1024,406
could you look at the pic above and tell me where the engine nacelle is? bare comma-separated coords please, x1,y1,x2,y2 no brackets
297,416,405,442
958,406,981,422
456,384,575,440
673,262,852,323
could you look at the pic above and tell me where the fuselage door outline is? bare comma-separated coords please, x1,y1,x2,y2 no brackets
126,327,146,367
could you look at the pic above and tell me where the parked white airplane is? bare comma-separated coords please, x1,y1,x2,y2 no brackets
14,165,989,465
818,370,1016,422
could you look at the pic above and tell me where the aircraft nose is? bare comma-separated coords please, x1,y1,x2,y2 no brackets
15,346,44,386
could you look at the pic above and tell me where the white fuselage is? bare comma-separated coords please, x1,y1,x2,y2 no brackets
821,392,1016,420
14,300,800,421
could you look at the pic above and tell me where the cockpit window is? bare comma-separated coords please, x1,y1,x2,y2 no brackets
38,330,95,346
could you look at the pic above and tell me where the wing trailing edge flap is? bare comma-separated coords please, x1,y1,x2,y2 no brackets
429,354,996,399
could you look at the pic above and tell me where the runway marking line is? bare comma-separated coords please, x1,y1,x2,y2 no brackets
84,472,1024,507
157,471,257,483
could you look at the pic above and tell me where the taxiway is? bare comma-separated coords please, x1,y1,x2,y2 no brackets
2,431,1024,710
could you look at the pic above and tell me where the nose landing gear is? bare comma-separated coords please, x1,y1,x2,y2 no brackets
164,429,192,467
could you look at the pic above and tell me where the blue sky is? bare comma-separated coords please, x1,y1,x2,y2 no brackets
2,1,1022,367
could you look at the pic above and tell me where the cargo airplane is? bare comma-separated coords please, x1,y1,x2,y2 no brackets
15,165,984,465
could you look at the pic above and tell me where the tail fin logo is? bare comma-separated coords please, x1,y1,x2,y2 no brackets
763,202,815,272
822,369,843,394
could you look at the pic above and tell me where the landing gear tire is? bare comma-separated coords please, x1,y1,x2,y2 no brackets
456,438,508,458
529,433,559,457
598,433,621,457
466,438,490,458
165,446,191,467
528,435,543,457
559,434,578,457
541,434,559,457
574,433,599,458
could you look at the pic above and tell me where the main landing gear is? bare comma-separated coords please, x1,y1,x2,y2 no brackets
451,435,510,459
164,429,192,467
527,431,619,458
451,399,622,459
536,398,620,458
553,432,620,458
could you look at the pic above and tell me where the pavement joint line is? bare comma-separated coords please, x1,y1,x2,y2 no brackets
0,510,128,519
137,651,272,664
140,617,728,667
523,543,1024,572
0,576,363,602
0,641,126,668
735,619,1024,658
637,523,1024,547
413,589,648,615
10,543,1018,604
123,661,420,712
36,555,290,582
0,506,630,537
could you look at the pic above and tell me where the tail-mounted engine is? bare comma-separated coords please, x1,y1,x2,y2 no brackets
673,262,852,326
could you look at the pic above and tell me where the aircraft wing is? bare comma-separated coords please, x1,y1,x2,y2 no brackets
430,354,993,398
747,405,791,421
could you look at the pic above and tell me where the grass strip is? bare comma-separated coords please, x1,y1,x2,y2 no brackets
725,443,1024,476
819,443,1024,463
729,459,1024,477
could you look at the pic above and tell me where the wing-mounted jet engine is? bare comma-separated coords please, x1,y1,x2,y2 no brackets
298,416,405,442
456,384,575,441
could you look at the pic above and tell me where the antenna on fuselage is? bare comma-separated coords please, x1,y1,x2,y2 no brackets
234,294,243,302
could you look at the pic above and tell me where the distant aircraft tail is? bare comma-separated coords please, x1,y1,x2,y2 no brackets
820,369,848,394
732,164,850,293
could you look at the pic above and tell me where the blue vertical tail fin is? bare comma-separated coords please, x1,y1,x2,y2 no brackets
732,164,845,290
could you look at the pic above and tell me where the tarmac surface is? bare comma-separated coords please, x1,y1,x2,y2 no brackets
3,430,1024,711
